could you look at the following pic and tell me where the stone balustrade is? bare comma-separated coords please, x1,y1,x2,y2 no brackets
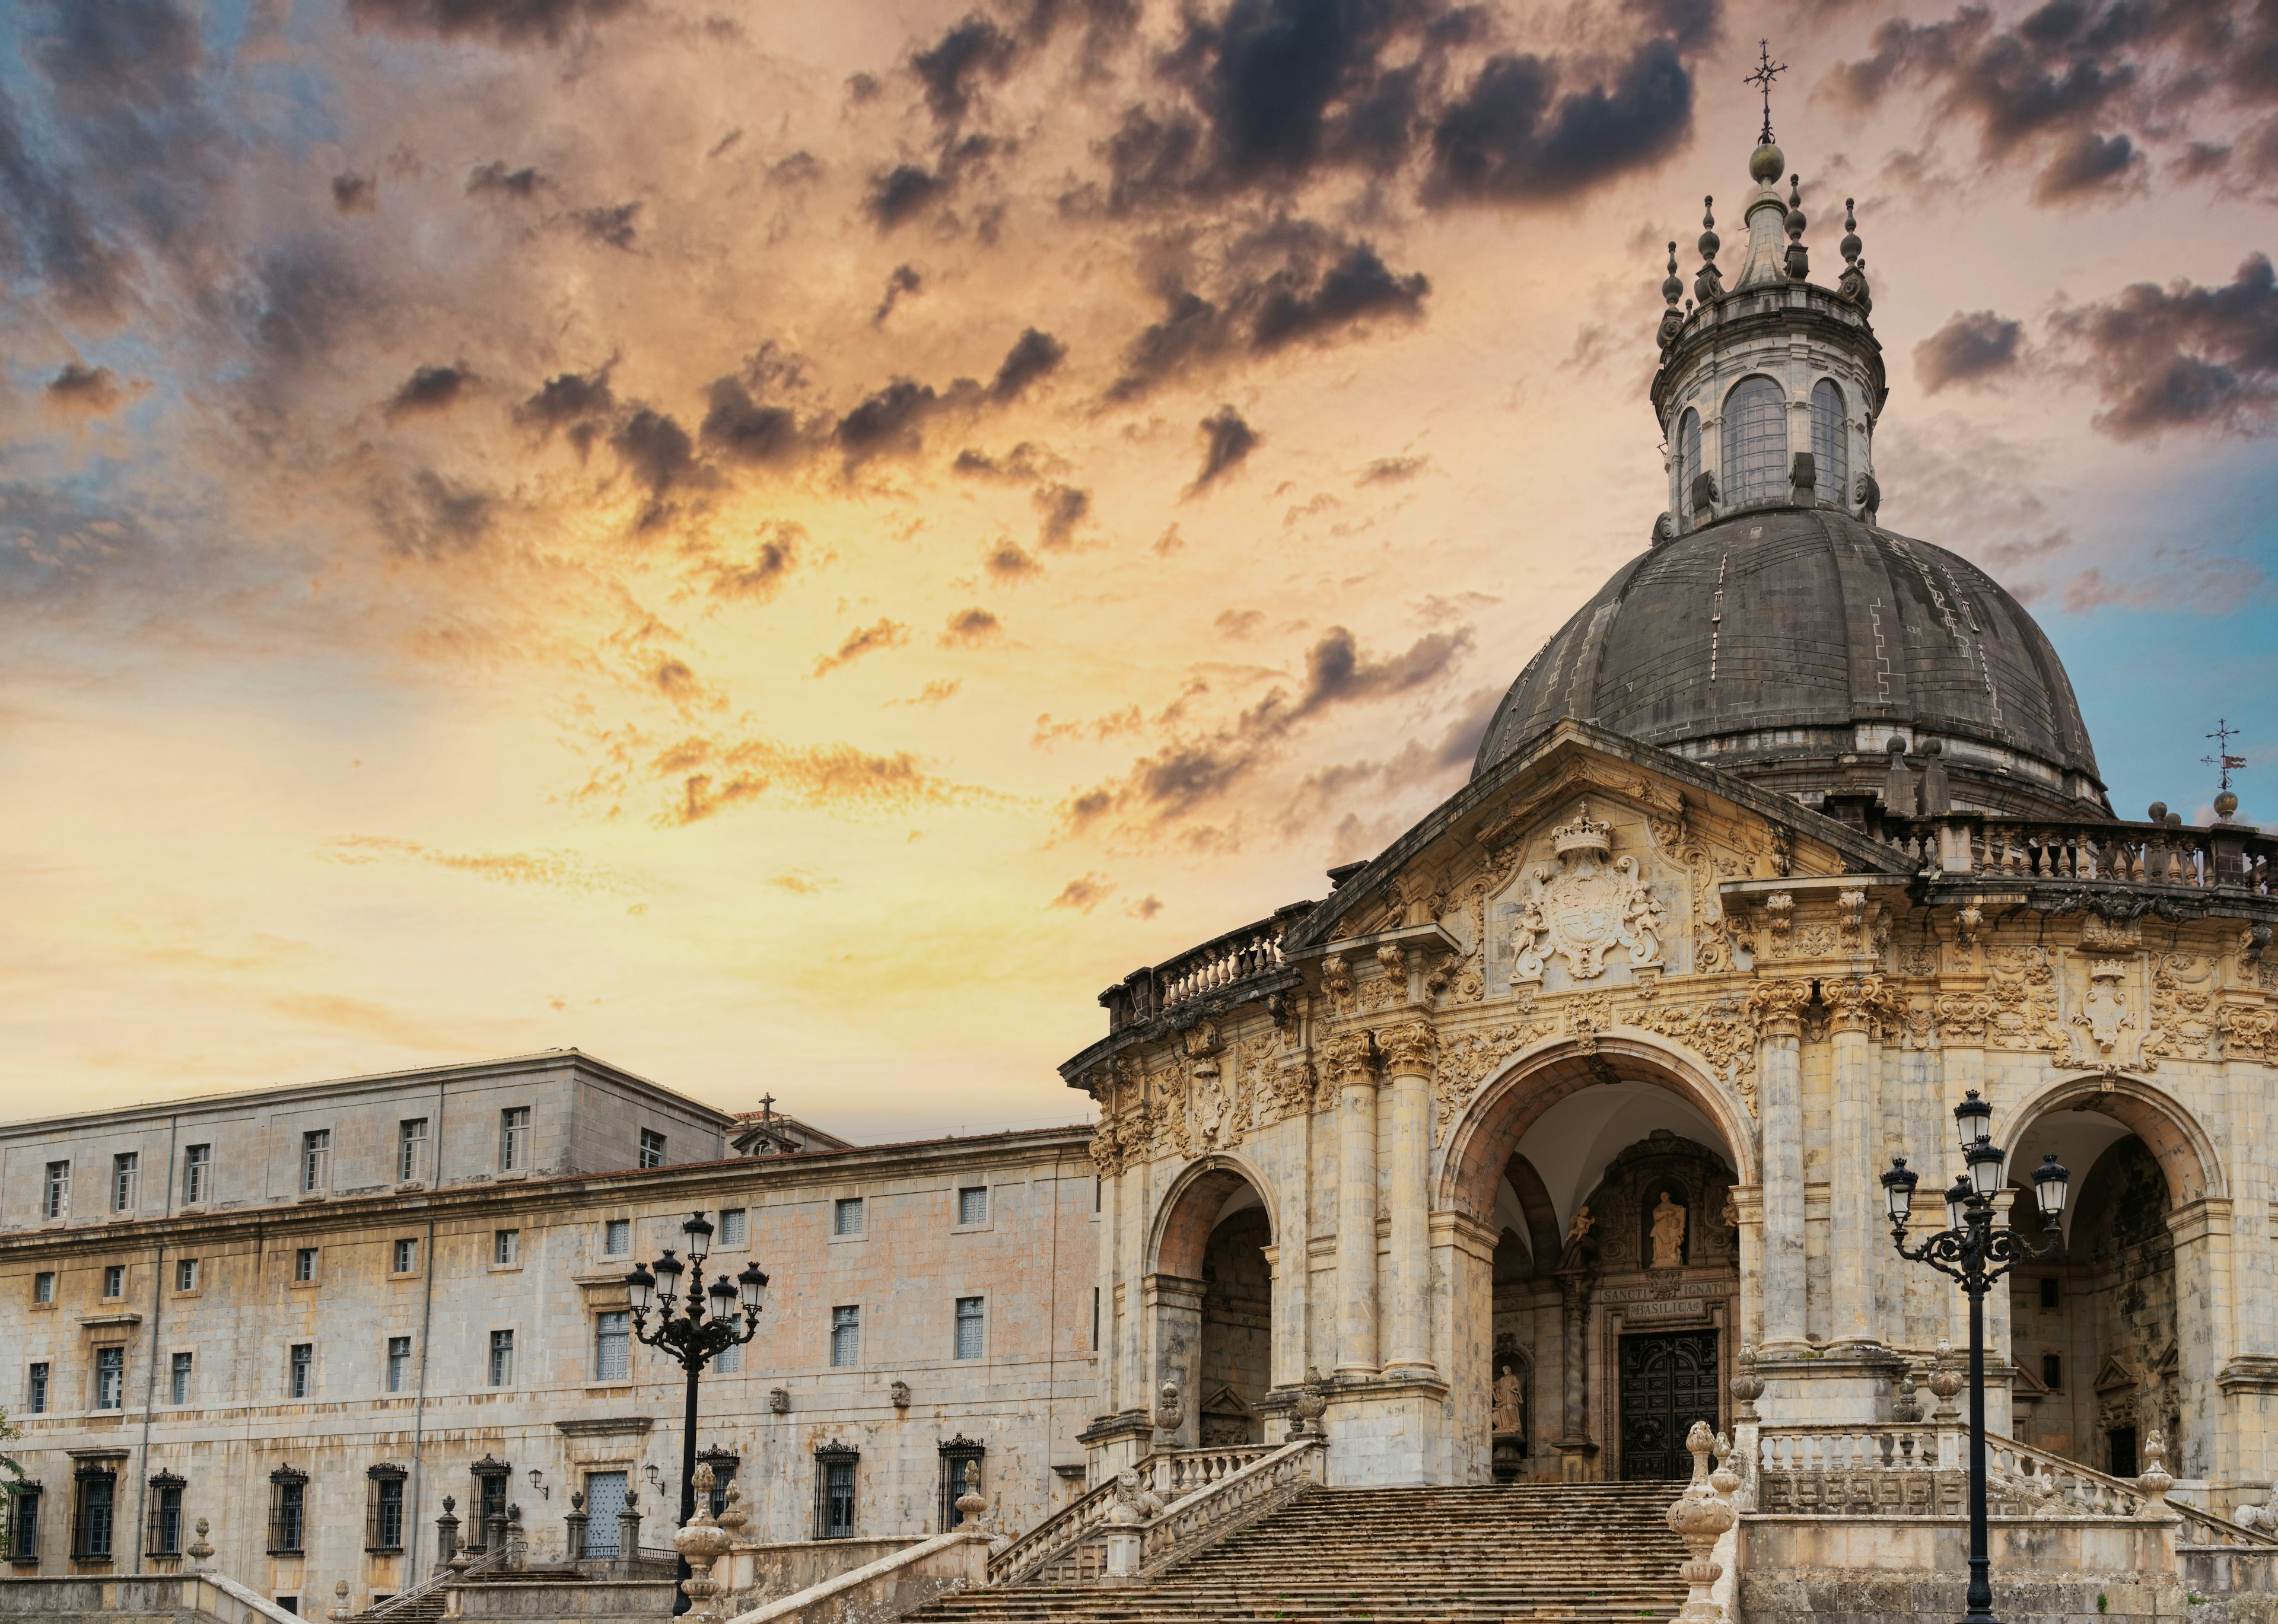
985,1444,1280,1589
1098,916,1300,1032
1879,813,2276,894
1133,1437,1325,1578
1156,1443,1278,1498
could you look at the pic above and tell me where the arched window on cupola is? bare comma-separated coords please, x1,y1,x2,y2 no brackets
1811,378,1848,507
1720,375,1786,508
1675,409,1701,528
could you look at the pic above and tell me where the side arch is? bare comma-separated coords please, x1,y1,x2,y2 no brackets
1435,1036,1760,1224
1149,1152,1280,1279
1999,1072,2226,1205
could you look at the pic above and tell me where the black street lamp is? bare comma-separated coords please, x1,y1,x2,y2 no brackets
626,1211,768,1616
1881,1091,2069,1624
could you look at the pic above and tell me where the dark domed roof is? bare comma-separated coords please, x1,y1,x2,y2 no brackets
1474,506,2108,817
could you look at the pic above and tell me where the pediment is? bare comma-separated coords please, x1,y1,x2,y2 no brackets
2010,1360,2050,1400
1198,1383,1256,1418
2092,1355,2139,1394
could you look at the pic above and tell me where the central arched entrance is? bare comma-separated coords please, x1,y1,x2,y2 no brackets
1151,1159,1274,1448
1441,1039,1754,1483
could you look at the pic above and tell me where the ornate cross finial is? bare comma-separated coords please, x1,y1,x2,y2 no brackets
2203,718,2247,793
758,1092,776,1121
1745,40,1788,145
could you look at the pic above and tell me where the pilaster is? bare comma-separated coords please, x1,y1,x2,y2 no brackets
1378,1021,1437,1377
1752,981,1809,1354
1328,1032,1381,1377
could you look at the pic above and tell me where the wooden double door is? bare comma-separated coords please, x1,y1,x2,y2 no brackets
1617,1329,1720,1479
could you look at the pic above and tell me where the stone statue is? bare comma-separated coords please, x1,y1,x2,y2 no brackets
1567,1206,1594,1246
1492,1365,1526,1437
1650,1192,1688,1269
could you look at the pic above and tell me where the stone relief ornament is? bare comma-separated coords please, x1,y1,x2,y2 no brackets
2220,1004,2277,1062
1627,996,1759,1113
1432,1011,1554,1143
1984,946,2063,1053
2066,959,2139,1067
1510,804,1666,983
1319,954,1357,1015
2145,954,2217,1063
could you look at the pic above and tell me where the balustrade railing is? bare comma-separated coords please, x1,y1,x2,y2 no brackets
1099,913,1303,1032
1875,814,2275,894
986,1443,1284,1590
1754,1426,2276,1549
1135,1437,1324,1578
1158,1443,1277,1497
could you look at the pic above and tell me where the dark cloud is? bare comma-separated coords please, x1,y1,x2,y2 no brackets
814,617,908,674
1251,240,1427,350
1916,310,2025,391
942,606,1002,644
864,164,952,229
346,0,635,49
0,89,135,322
1108,289,1236,399
331,171,377,214
1050,872,1115,912
610,407,705,511
2047,251,2278,437
571,201,641,250
244,239,363,365
701,522,803,600
2034,130,2142,200
991,327,1067,398
1426,40,1692,204
44,361,126,416
873,262,922,325
1033,482,1089,546
516,364,615,456
580,727,975,826
953,442,1057,480
769,151,825,185
701,378,804,466
1357,453,1427,483
1215,607,1265,635
466,160,550,199
835,378,949,463
912,14,1020,125
985,539,1041,578
373,467,494,560
383,362,476,422
1189,406,1259,492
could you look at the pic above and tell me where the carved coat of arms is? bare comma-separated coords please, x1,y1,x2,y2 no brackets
1511,803,1666,982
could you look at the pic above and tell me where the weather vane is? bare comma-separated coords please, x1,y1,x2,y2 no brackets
2203,718,2247,794
1746,40,1788,147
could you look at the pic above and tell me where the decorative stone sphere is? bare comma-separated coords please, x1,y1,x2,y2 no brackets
2216,790,2239,819
1749,141,1784,184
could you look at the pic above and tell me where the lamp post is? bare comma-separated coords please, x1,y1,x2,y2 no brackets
1880,1091,2069,1624
626,1212,768,1616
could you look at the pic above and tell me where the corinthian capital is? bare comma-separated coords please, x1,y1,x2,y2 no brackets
1322,1031,1378,1087
1748,979,1812,1037
1826,975,1885,1034
1376,1020,1437,1077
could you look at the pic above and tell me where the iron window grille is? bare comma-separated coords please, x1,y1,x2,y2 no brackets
603,1218,631,1256
500,1107,530,1173
386,1336,411,1394
937,1438,985,1531
829,1305,860,1367
594,1311,629,1381
170,1352,193,1405
7,1483,40,1562
365,1464,408,1552
812,1448,858,1540
697,1448,740,1518
182,1144,211,1205
638,1129,666,1169
146,1473,186,1558
289,1343,314,1399
715,1339,742,1374
719,1208,747,1247
301,1131,330,1193
957,1187,987,1225
833,1198,864,1236
94,1347,125,1410
112,1154,138,1213
71,1469,115,1561
43,1161,68,1220
397,1119,428,1183
954,1297,984,1360
268,1468,308,1555
469,1458,511,1547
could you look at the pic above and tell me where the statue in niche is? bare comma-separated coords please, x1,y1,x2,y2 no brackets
1650,1192,1688,1270
1492,1362,1527,1439
1567,1206,1594,1246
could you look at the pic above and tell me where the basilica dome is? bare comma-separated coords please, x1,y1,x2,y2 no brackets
1472,505,2110,819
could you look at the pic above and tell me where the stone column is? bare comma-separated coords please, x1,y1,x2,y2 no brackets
1119,1139,1152,1425
1751,982,1809,1355
1328,1032,1382,1378
616,1496,642,1581
1826,979,1881,1346
1270,1058,1319,1391
2172,1199,2236,1484
1095,1132,1121,1415
1379,1021,1437,1377
1552,1270,1598,1480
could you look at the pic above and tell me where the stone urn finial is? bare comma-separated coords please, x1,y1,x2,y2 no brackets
675,1463,734,1624
1926,1340,1965,1422
1154,1380,1182,1435
2137,1430,2180,1520
717,1481,749,1538
187,1517,213,1572
1291,1367,1329,1438
955,1460,989,1529
1729,1345,1765,1422
1666,1422,1737,1624
327,1579,354,1620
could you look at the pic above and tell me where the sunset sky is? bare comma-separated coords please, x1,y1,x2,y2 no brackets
3,0,2274,1141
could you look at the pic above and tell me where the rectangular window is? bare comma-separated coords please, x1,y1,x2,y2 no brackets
175,1258,199,1292
147,1479,183,1556
112,1153,139,1214
367,1472,406,1551
1092,1286,1100,1351
43,1160,69,1219
393,1238,418,1273
72,1472,114,1559
830,1305,860,1368
170,1352,193,1405
500,1106,530,1172
833,1198,864,1237
182,1144,211,1205
301,1131,330,1194
28,1362,49,1415
955,1297,985,1360
102,1265,125,1299
294,1247,318,1284
269,1474,307,1553
2039,1276,2060,1310
494,1230,520,1266
715,1340,741,1374
33,1271,55,1305
289,1343,313,1400
9,1486,39,1561
603,1218,631,1256
957,1186,987,1225
638,1129,666,1170
719,1208,747,1247
398,1118,428,1184
1095,1175,1101,1212
387,1335,412,1394
278,1598,299,1616
815,1454,857,1540
595,1311,629,1381
489,1329,515,1387
94,1346,125,1410
2042,1352,2063,1390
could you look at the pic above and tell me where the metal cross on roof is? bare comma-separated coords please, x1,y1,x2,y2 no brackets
758,1092,777,1122
2203,718,2247,793
1746,40,1788,146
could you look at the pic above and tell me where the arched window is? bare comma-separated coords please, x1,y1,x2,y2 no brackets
1811,378,1848,506
1675,409,1701,528
1720,375,1786,508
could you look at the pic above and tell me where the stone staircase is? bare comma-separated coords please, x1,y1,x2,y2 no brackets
918,1482,1692,1623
